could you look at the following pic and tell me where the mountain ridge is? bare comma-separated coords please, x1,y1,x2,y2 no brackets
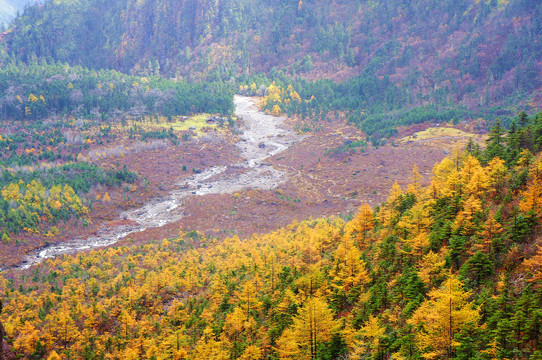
3,0,541,109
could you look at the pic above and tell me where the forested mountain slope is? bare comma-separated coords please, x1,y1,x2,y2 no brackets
3,0,542,112
1,112,542,359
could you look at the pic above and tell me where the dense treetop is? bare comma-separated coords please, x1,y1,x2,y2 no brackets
0,61,234,120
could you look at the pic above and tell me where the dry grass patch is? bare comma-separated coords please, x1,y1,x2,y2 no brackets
398,126,483,143
110,114,220,133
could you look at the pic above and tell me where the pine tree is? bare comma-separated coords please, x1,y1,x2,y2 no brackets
485,120,506,162
460,251,493,287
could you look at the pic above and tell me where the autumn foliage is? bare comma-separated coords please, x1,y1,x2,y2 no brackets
1,126,542,359
0,113,542,358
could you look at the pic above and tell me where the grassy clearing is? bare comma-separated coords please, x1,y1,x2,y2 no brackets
398,127,481,143
164,114,218,132
111,114,219,134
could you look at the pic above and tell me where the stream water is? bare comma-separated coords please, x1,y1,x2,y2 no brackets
16,96,299,270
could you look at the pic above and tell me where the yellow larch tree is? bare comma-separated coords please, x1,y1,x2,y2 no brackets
103,191,112,202
271,104,282,116
122,346,141,360
224,306,247,341
523,245,542,283
519,176,542,216
54,303,81,350
331,240,370,297
403,231,430,259
417,250,447,286
192,327,231,360
208,275,228,313
1,183,20,201
388,182,403,205
47,350,62,360
465,163,489,198
236,281,262,320
450,145,466,171
454,195,482,235
486,157,507,197
158,328,190,360
348,203,374,247
263,251,279,294
432,157,462,198
290,90,301,103
275,289,298,317
119,309,137,339
377,182,402,231
459,155,481,189
407,164,423,195
475,215,503,254
294,266,327,303
432,157,455,188
240,344,262,360
249,82,257,94
276,296,337,360
352,315,386,357
408,274,480,359
356,203,375,233
275,327,299,359
13,321,41,355
392,203,432,263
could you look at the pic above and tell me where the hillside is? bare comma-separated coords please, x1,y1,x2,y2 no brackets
3,0,542,112
0,112,541,359
1,0,541,149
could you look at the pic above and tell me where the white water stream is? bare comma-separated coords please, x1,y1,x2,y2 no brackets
15,96,299,270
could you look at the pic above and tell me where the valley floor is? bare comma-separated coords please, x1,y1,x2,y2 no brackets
4,97,483,268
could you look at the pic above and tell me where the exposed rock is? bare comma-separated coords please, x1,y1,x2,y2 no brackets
206,116,229,125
